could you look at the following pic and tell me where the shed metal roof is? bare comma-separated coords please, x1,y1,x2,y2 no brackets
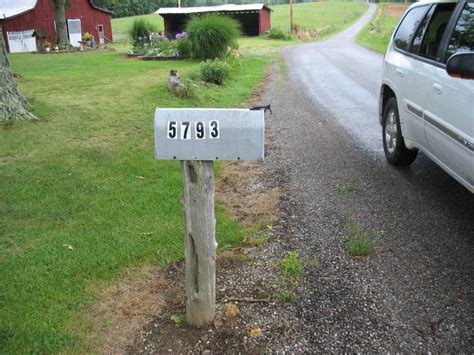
156,4,270,15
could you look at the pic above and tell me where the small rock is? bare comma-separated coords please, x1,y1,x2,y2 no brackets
213,317,224,329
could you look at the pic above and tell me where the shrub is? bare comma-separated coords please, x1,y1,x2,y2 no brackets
268,28,292,40
201,59,231,85
176,38,192,57
186,13,241,60
129,18,156,47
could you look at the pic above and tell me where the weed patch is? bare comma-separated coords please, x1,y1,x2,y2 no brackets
345,218,378,257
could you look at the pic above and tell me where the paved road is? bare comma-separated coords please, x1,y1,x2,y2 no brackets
260,4,474,351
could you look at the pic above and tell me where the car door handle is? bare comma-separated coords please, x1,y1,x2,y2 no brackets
433,83,443,95
396,68,405,77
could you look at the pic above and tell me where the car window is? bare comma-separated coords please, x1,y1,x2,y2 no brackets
417,3,457,60
445,1,474,60
394,5,430,52
411,7,434,54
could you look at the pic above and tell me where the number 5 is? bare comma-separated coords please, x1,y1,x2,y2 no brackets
167,121,177,139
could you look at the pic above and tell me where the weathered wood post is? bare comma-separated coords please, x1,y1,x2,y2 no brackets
181,160,216,326
154,107,267,327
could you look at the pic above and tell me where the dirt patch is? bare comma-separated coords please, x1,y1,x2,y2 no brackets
84,267,167,353
130,246,285,353
215,62,284,228
216,161,283,228
383,4,408,18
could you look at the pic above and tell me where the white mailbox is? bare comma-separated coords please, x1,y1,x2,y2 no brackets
154,108,265,161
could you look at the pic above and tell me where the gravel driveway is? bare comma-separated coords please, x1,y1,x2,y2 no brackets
258,4,474,351
132,6,473,352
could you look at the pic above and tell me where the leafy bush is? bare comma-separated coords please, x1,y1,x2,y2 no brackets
129,18,156,47
176,38,192,57
186,13,241,60
268,28,292,40
200,59,231,85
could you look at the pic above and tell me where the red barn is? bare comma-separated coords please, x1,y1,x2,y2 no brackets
157,4,271,37
0,0,113,53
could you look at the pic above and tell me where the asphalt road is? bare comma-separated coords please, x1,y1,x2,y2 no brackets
259,4,474,351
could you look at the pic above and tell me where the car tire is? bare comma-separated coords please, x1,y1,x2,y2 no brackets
382,97,418,166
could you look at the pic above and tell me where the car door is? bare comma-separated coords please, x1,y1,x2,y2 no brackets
385,4,431,147
423,0,474,190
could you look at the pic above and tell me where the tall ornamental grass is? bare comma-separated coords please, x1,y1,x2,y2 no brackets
186,14,241,60
129,18,156,46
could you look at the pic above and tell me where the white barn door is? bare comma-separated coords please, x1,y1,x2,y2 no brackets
7,30,37,53
67,19,82,47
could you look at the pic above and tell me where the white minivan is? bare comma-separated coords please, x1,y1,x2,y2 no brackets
380,0,474,192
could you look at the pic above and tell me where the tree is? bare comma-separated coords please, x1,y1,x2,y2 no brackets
0,26,36,122
51,0,70,47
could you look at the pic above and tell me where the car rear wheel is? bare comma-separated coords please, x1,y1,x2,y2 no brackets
382,97,418,165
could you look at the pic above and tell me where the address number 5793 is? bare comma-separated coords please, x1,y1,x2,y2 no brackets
167,120,220,140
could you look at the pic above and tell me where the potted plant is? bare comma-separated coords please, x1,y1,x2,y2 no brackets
42,40,52,53
82,32,93,47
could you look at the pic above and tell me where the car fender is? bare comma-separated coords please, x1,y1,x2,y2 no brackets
379,78,398,125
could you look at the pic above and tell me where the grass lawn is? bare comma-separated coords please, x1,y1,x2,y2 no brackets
112,2,368,43
356,3,408,53
0,50,270,353
271,2,368,33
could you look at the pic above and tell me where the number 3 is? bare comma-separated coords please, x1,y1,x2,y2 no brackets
209,120,219,139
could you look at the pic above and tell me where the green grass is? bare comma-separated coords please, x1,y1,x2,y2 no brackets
345,218,378,257
279,251,303,282
112,2,368,44
0,50,271,353
356,3,408,53
112,13,164,43
271,2,368,33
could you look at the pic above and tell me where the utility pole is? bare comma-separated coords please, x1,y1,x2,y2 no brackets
290,0,294,33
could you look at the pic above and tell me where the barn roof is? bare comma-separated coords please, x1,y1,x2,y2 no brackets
0,0,112,19
156,4,271,15
0,0,35,19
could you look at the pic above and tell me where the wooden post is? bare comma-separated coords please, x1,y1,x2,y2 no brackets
181,160,216,327
290,0,294,33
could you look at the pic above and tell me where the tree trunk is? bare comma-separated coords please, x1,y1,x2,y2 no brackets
181,160,217,327
0,25,36,122
53,0,70,48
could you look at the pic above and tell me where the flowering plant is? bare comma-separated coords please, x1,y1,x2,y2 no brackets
82,32,93,41
175,32,187,40
42,40,52,48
